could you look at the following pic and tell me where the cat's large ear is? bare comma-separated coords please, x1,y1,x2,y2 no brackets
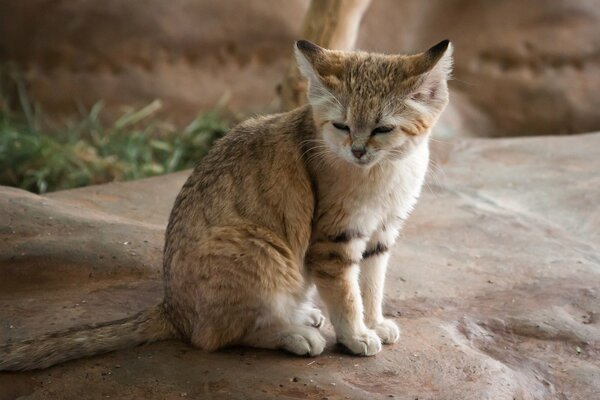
294,40,341,110
415,39,453,78
295,40,325,82
408,40,453,107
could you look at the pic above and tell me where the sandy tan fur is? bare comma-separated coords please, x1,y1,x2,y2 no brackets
0,40,452,370
162,39,452,356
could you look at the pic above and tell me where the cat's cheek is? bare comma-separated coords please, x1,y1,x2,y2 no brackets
371,150,387,165
323,132,347,156
390,134,408,147
321,130,336,145
339,149,355,165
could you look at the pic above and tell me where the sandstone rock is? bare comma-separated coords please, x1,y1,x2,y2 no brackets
1,133,599,399
1,0,599,136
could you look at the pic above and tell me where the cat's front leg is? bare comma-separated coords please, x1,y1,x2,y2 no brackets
307,238,382,356
360,243,400,345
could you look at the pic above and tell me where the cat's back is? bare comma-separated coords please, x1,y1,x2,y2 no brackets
164,106,316,264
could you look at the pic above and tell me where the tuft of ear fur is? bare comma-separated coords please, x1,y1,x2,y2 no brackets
294,40,343,114
407,40,453,112
410,39,453,79
428,40,453,79
294,40,324,86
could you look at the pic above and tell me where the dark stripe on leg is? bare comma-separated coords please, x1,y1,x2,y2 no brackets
327,251,360,265
362,243,389,259
307,251,360,267
328,230,365,243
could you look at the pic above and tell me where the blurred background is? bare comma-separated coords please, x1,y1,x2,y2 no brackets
1,0,599,193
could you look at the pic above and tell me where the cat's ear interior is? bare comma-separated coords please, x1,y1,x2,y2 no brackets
408,40,453,102
294,40,339,108
295,40,325,78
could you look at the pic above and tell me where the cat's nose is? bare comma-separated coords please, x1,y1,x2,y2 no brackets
351,147,366,159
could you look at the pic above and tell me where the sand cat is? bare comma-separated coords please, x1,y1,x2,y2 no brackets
1,39,452,370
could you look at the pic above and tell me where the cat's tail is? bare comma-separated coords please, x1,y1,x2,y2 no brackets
0,303,177,371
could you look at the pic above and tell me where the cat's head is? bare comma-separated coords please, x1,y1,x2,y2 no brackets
295,40,453,167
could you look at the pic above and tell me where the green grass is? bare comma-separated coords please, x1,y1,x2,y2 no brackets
0,70,230,194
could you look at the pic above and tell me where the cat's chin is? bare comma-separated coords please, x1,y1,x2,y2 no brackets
353,159,377,168
341,156,380,169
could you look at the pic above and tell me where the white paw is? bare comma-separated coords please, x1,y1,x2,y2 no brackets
372,319,401,344
338,329,382,356
281,327,326,357
304,308,326,328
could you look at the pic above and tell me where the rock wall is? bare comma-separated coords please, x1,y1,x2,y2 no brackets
1,0,599,136
360,0,600,137
0,0,308,122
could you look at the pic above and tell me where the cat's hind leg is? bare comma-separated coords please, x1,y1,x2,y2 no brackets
295,300,326,328
185,281,326,355
241,294,326,356
242,323,326,356
171,225,325,355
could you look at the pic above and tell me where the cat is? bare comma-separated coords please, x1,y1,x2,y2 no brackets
0,39,452,370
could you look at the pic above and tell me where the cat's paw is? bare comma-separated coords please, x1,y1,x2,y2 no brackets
372,319,401,344
281,327,326,357
304,307,325,328
338,329,382,356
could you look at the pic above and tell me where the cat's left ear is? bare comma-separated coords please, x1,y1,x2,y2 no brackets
409,40,453,103
424,40,453,76
411,40,453,79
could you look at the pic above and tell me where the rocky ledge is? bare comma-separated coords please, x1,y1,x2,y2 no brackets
1,133,599,399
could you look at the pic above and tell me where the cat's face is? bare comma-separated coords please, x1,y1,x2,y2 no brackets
295,40,453,167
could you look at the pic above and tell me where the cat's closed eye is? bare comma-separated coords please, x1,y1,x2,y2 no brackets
371,126,395,135
332,122,350,132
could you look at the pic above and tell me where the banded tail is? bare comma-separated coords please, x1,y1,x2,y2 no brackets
0,303,177,371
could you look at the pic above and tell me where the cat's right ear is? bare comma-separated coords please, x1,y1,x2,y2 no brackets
294,40,337,108
294,40,325,82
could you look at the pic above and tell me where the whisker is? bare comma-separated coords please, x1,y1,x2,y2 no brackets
429,137,453,145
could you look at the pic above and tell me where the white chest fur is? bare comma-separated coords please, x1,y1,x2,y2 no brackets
315,140,430,239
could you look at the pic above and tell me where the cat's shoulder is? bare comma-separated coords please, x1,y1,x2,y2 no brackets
229,105,312,137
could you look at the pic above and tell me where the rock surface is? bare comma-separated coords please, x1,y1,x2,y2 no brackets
1,133,600,399
1,0,599,136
